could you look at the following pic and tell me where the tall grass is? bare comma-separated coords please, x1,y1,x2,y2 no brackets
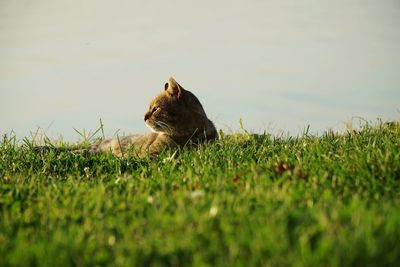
1,121,399,266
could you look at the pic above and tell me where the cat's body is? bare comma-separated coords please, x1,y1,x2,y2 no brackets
89,77,217,157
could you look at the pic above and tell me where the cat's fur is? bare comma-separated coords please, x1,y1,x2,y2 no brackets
90,77,217,157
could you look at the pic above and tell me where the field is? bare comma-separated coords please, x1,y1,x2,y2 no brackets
1,121,400,267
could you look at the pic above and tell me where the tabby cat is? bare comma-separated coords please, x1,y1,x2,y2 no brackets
90,77,217,157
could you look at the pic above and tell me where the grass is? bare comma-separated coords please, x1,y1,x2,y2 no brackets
1,121,400,267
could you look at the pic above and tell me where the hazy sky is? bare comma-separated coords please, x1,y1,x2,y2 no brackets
1,0,399,141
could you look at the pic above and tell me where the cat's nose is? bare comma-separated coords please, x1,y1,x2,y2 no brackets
144,112,151,121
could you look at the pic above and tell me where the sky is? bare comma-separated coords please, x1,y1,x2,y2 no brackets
1,0,399,141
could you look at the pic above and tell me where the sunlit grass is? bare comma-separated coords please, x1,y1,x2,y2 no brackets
1,121,399,266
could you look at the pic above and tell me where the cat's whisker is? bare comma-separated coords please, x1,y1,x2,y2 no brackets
156,120,173,134
163,123,174,134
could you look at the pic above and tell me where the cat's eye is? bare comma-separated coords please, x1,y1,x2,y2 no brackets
152,106,159,113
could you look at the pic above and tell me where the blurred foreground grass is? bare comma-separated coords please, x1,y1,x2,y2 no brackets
1,121,400,267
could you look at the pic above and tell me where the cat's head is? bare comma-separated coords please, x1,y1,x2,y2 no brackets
144,77,209,136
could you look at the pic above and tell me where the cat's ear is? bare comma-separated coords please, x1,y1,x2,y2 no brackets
165,77,183,98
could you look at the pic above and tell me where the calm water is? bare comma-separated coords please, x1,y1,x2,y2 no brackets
1,0,399,141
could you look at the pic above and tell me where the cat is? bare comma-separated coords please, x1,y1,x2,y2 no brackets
89,77,217,157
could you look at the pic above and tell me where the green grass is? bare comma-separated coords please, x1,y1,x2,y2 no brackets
1,121,400,267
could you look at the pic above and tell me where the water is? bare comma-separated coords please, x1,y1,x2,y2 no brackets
1,0,399,141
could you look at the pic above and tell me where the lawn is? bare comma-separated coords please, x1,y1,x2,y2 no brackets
1,121,399,267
